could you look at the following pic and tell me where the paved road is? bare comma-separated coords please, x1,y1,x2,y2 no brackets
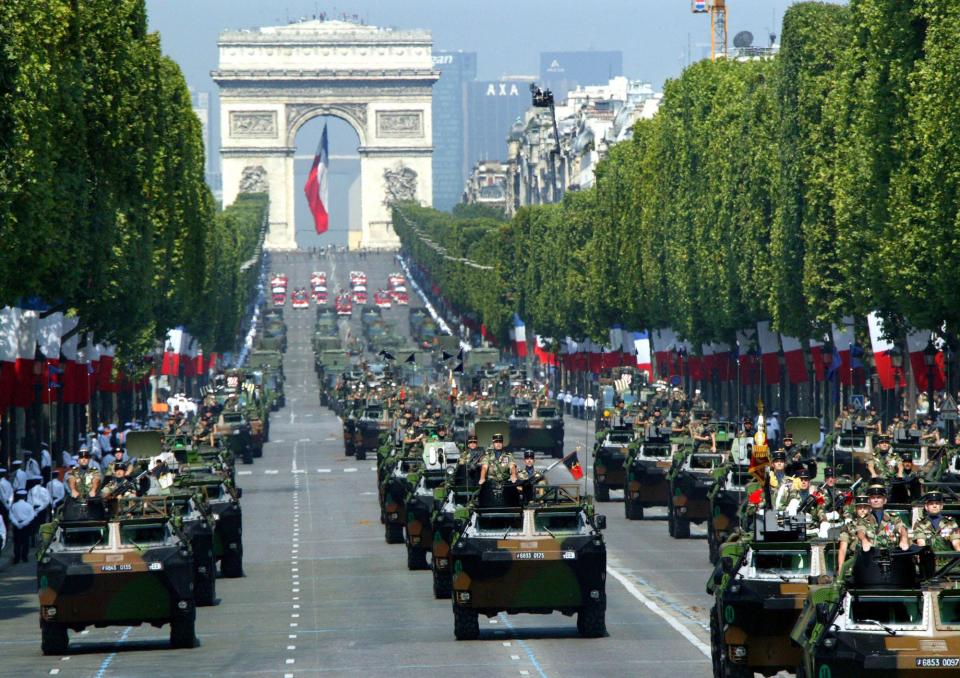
0,251,716,677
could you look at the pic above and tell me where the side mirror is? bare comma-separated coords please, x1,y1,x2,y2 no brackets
815,602,832,626
594,514,607,531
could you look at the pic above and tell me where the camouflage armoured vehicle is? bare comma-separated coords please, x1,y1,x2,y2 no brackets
403,441,461,570
214,410,255,464
380,449,425,544
623,424,674,519
592,424,635,502
37,497,197,653
168,489,218,606
450,485,607,639
508,399,565,458
790,548,960,678
708,508,837,678
354,401,390,461
431,483,479,599
705,438,755,563
667,448,727,539
178,472,244,578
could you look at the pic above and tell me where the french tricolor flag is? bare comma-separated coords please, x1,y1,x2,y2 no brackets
634,331,652,379
304,123,330,234
512,315,527,357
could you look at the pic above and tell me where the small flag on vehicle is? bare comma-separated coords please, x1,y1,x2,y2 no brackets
453,362,463,374
404,353,416,364
562,450,584,480
441,350,453,361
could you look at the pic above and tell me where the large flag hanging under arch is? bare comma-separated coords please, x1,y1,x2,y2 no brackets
304,123,330,234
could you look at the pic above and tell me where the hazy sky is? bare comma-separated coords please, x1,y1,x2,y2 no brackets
145,0,843,245
148,1,840,90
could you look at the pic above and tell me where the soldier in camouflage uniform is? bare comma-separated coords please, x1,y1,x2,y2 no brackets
855,482,910,552
68,449,101,500
837,494,872,571
912,491,960,551
516,450,546,503
866,435,898,479
99,463,138,500
671,407,690,435
479,433,517,485
689,412,716,453
779,467,825,524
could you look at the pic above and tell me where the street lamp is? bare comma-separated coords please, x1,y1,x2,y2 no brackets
923,338,938,418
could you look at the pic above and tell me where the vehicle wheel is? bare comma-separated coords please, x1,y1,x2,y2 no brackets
221,549,244,578
241,451,253,465
707,531,718,565
433,567,452,599
553,444,564,459
453,606,480,640
195,560,217,606
624,499,643,520
169,614,197,649
674,515,691,539
385,522,404,544
344,445,354,457
406,544,429,570
252,445,263,458
710,607,723,678
355,449,367,461
668,509,676,537
594,481,610,502
40,621,68,655
577,602,606,637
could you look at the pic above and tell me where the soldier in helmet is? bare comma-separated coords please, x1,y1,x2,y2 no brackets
68,449,101,501
689,412,716,453
100,463,138,500
837,494,872,571
866,434,897,479
516,450,545,503
912,491,960,551
855,481,910,552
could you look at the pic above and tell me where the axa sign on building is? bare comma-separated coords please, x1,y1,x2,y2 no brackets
486,82,522,97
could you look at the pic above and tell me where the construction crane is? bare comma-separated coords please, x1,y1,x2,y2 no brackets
691,0,728,61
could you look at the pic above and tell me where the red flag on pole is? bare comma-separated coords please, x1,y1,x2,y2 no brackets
303,123,329,234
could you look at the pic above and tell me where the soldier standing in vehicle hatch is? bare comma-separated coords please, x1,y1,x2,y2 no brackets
912,491,960,551
855,482,910,552
479,433,517,485
689,412,716,452
68,449,101,501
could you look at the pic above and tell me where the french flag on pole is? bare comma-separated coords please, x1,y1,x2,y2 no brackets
304,123,330,234
512,315,528,357
634,331,652,379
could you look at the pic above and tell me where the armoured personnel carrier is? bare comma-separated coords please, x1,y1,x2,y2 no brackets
450,486,607,639
37,497,197,654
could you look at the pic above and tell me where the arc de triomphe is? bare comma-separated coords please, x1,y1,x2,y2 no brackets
213,20,438,250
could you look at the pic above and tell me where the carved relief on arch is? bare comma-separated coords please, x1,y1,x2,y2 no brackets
285,103,368,145
239,166,269,194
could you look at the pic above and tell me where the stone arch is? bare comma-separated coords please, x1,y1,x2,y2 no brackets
285,104,368,148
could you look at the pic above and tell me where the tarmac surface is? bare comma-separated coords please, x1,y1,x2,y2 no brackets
0,251,719,677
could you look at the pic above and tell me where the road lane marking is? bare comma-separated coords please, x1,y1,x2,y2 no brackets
606,565,710,658
497,614,548,678
265,469,279,475
238,470,252,475
317,469,331,473
344,468,357,473
93,626,132,678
